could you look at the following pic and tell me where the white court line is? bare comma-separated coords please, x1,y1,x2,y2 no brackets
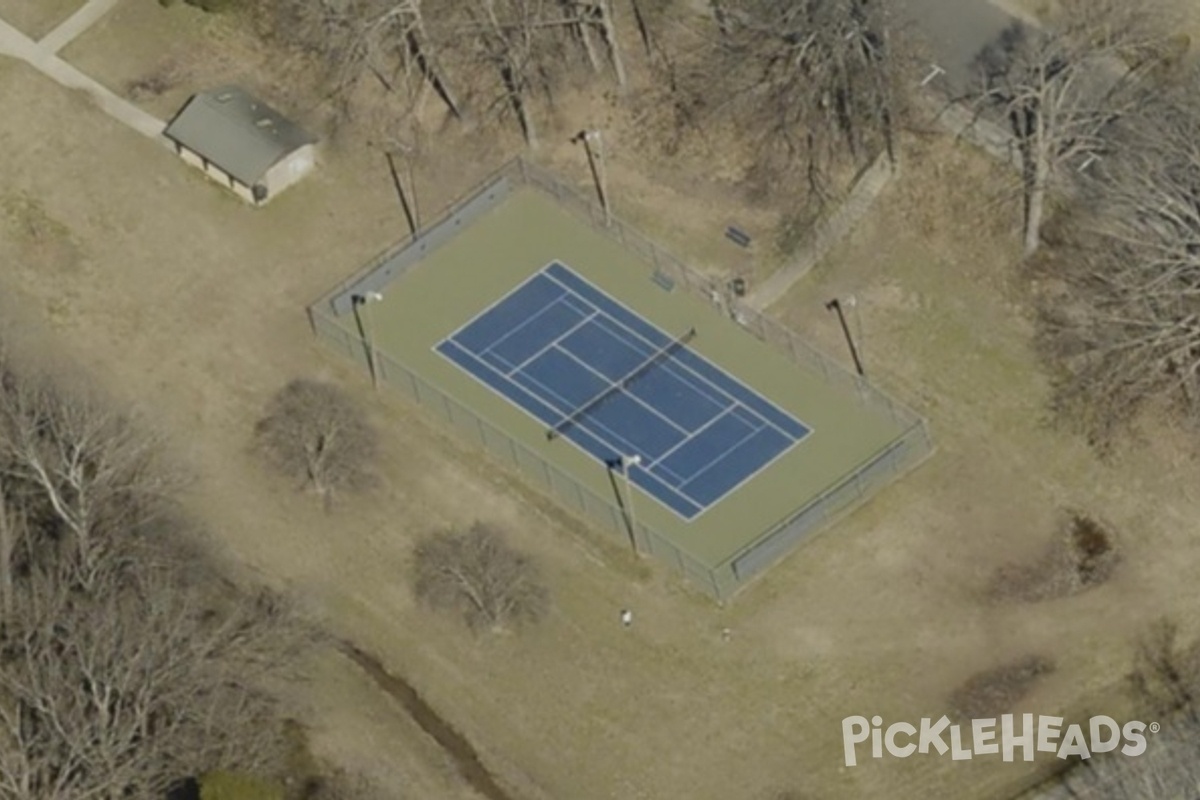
553,346,692,437
680,426,808,516
513,366,703,513
511,364,653,463
438,261,809,519
678,429,770,494
730,405,766,433
479,288,571,359
647,406,737,472
443,338,640,458
591,311,798,443
504,310,598,377
651,462,688,486
560,293,594,315
589,313,730,409
578,289,796,441
440,260,562,343
484,350,517,372
543,268,808,443
540,266,815,516
434,323,702,519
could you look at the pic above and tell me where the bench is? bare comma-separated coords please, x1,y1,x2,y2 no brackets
651,270,676,292
725,225,752,249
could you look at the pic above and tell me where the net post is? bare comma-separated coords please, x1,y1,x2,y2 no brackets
545,327,697,441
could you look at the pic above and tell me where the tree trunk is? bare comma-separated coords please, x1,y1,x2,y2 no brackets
500,63,538,147
597,0,627,88
1024,135,1050,258
516,91,539,147
576,12,601,73
629,0,654,58
0,493,12,625
407,25,465,121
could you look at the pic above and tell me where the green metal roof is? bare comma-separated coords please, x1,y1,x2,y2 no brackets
163,86,315,186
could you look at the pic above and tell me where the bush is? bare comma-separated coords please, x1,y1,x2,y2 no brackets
255,379,377,506
989,510,1119,601
199,771,284,800
950,655,1055,720
160,0,239,12
413,523,549,632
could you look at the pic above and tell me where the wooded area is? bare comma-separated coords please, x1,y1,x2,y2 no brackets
0,338,390,798
245,0,1200,449
10,0,1200,796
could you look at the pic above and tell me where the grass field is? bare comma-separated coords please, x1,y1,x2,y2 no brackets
315,185,909,595
6,3,1200,795
0,0,82,40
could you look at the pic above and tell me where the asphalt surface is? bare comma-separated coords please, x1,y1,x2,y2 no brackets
897,0,1024,94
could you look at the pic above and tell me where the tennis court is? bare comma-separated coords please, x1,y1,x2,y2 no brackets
436,262,811,519
310,165,931,598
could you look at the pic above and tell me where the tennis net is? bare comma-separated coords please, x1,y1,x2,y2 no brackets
546,327,697,441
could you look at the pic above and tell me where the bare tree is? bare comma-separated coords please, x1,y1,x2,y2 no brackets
684,0,904,203
1128,619,1200,722
413,523,548,631
1049,622,1200,798
0,549,302,800
337,0,466,122
0,362,176,592
255,379,377,506
1031,67,1200,443
0,332,310,800
259,0,628,146
0,479,22,625
1057,714,1200,799
969,0,1163,257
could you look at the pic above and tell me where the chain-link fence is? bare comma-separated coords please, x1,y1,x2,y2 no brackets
308,157,933,600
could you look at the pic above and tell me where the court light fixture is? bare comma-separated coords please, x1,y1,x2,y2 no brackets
825,298,865,377
352,291,385,390
620,454,642,554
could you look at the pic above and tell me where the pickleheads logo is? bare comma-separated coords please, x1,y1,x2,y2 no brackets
842,715,1158,766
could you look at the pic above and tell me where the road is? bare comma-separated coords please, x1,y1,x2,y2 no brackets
898,0,1025,94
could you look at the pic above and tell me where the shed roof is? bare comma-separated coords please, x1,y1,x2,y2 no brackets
164,87,315,186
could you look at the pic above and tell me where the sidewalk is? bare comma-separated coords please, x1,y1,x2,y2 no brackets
39,0,122,54
0,2,167,145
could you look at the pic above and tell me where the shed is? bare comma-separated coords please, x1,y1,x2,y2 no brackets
164,86,316,206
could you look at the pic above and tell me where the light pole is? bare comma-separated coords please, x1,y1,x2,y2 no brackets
621,454,641,552
847,294,863,369
825,298,865,377
352,291,384,390
575,129,611,226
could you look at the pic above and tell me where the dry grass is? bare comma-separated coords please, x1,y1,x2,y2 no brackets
950,656,1056,720
6,4,1200,799
989,511,1120,602
60,0,318,123
0,0,82,39
766,128,1200,794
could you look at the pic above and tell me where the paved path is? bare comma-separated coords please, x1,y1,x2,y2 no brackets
39,0,122,54
744,152,897,311
0,2,167,144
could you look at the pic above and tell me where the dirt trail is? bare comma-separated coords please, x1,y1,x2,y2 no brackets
340,643,516,800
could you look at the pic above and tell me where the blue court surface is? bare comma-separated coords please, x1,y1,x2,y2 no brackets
435,262,811,519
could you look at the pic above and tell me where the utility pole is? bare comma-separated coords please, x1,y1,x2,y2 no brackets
576,129,611,226
352,292,385,390
621,454,641,552
825,298,865,377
